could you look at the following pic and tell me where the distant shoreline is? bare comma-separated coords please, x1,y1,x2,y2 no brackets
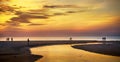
0,39,119,41
0,40,120,48
0,36,120,41
72,42,120,56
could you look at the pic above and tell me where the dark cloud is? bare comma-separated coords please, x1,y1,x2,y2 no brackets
44,5,84,8
19,13,48,19
43,4,90,16
0,21,20,27
26,4,90,18
66,10,87,13
8,12,49,26
0,4,14,12
1,3,90,28
0,0,14,13
53,13,66,16
27,12,44,14
10,17,30,23
27,15,48,19
28,9,65,16
15,11,23,15
0,21,21,27
28,9,47,13
66,11,77,13
0,20,20,27
29,23,45,26
6,21,20,26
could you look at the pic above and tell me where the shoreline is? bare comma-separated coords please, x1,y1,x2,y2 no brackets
0,40,120,62
72,43,120,56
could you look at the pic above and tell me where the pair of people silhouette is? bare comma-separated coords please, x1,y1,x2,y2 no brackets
6,37,13,41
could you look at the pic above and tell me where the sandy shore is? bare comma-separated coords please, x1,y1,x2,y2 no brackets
72,42,120,56
0,40,120,62
0,54,43,62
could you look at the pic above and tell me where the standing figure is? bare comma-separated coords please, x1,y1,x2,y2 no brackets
70,37,72,41
27,38,30,46
102,37,106,41
11,37,13,41
6,37,10,41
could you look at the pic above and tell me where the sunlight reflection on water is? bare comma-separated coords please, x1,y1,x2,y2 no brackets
31,45,120,62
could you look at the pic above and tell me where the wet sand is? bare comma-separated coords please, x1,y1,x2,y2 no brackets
72,42,120,56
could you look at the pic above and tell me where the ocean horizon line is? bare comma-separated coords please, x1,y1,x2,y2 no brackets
0,36,120,41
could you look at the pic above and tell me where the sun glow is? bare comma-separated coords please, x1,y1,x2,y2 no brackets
8,0,45,11
0,0,119,36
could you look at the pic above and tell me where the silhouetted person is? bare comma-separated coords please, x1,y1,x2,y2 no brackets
6,37,10,41
102,37,106,41
11,37,13,41
27,38,30,46
70,37,72,41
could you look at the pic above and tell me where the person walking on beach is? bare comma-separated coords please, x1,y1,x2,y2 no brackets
102,37,106,41
11,37,13,41
6,37,10,41
70,37,72,41
27,38,30,46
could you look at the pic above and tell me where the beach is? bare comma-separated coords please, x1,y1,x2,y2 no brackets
0,40,120,62
72,42,120,56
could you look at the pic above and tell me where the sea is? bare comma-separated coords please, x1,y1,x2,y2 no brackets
0,36,120,41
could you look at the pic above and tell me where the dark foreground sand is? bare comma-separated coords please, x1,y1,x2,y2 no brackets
72,42,120,56
0,54,43,62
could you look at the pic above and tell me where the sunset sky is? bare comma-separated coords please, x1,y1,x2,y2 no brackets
0,0,120,36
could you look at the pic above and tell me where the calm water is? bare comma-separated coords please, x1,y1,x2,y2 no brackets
0,36,120,41
31,45,120,62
